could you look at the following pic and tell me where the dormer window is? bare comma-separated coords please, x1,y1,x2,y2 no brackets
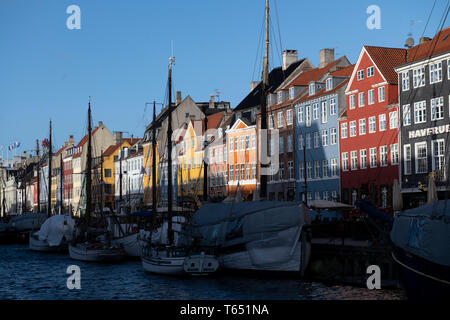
277,91,283,104
289,87,294,100
325,78,333,91
309,83,315,96
367,66,374,77
357,70,364,80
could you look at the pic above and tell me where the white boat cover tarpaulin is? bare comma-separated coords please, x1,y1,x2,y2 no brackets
36,215,75,246
185,201,309,266
390,200,450,267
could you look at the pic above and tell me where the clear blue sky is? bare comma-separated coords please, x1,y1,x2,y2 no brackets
0,0,448,159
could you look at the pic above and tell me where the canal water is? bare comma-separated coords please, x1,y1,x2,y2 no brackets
0,245,405,300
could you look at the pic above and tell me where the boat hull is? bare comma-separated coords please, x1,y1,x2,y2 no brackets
392,247,450,299
141,255,186,275
69,244,125,262
112,233,141,257
183,254,219,276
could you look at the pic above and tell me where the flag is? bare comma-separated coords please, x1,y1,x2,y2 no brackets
15,141,20,148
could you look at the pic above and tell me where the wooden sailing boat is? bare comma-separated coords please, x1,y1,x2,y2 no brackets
69,97,125,262
140,56,219,276
185,0,311,274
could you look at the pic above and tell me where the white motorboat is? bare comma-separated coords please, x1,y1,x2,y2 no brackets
141,246,187,276
29,214,75,252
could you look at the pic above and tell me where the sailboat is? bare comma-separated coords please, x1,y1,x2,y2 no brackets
183,0,311,274
69,98,125,262
30,123,75,252
141,57,219,276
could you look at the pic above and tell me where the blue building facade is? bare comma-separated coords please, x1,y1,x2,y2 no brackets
294,68,352,203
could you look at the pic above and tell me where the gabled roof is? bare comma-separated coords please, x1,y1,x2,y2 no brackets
295,78,350,104
364,46,407,84
76,127,100,148
329,64,355,77
234,59,306,112
286,57,346,88
406,27,450,64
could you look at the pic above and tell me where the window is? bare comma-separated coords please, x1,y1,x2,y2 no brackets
289,87,294,100
389,111,398,129
278,112,284,128
413,67,425,88
404,145,411,175
323,160,329,178
323,191,329,201
358,92,365,107
360,149,367,169
235,165,239,181
326,78,333,91
431,97,444,120
288,161,294,179
309,83,315,95
246,164,250,180
245,135,250,149
367,66,374,77
430,61,442,84
269,115,274,129
351,151,358,170
277,91,283,104
350,121,357,137
279,163,284,180
370,148,377,168
252,134,256,148
286,109,293,125
314,161,320,179
368,89,374,105
379,114,386,131
234,137,238,151
307,162,312,179
313,103,319,120
314,132,320,148
299,163,304,180
342,153,349,171
279,136,284,154
298,107,304,123
357,69,364,80
240,136,245,150
241,164,245,180
391,143,399,165
381,187,388,208
229,138,233,151
402,72,410,91
341,123,348,139
331,158,338,176
287,135,293,152
306,133,311,149
332,190,337,201
298,134,304,150
104,169,112,178
306,105,311,126
380,146,388,167
349,95,355,109
321,101,327,123
230,164,234,180
330,98,336,115
433,139,445,180
414,101,427,123
330,128,337,145
252,163,256,179
359,118,366,135
378,86,385,102
415,142,428,173
403,104,411,126
321,130,328,146
369,116,376,133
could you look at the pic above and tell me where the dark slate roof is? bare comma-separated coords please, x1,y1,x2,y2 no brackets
234,59,306,112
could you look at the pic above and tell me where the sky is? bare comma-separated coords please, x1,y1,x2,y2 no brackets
0,0,448,160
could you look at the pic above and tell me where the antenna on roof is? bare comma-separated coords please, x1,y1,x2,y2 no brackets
405,20,422,48
214,89,221,102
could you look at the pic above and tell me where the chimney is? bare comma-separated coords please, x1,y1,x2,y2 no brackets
250,81,260,92
209,94,215,109
419,37,431,44
319,48,335,68
69,135,74,145
176,91,182,105
114,132,123,145
282,49,298,70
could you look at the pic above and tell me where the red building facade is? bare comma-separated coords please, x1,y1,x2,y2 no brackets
339,46,406,213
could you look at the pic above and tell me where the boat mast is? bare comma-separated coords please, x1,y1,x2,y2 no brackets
86,97,93,225
119,150,123,204
60,153,64,214
100,150,104,215
47,119,52,217
36,139,40,213
167,56,174,245
203,114,208,201
303,146,307,205
152,101,157,211
259,0,269,200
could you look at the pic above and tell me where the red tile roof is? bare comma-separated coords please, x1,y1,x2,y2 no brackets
364,46,407,84
286,57,345,88
330,64,355,77
406,27,450,64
